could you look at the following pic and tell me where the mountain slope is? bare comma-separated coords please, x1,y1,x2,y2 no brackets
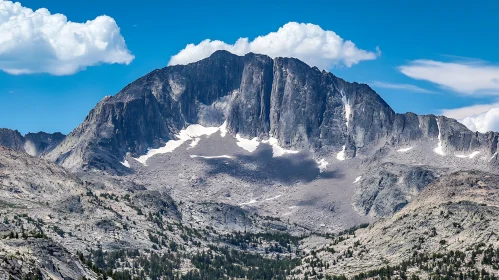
0,129,65,156
0,146,308,279
299,170,499,277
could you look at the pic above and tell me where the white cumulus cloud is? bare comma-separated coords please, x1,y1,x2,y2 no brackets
168,22,380,69
460,108,499,133
441,103,499,133
0,0,134,75
399,59,499,95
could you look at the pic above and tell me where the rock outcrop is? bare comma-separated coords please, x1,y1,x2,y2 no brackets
23,132,66,156
0,129,24,151
353,162,444,217
0,129,65,156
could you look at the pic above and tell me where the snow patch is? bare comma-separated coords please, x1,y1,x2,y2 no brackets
265,195,282,201
490,152,498,162
397,147,413,153
262,137,299,157
189,138,201,148
235,134,260,153
316,159,329,172
240,194,282,206
336,145,346,161
240,199,258,206
219,121,228,137
353,176,362,183
469,151,480,159
120,160,130,168
455,151,480,159
433,119,445,156
341,90,351,128
190,155,233,159
135,124,220,165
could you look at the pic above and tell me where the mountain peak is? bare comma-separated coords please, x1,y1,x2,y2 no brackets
44,51,492,175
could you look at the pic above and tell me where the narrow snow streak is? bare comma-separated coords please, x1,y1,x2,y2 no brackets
336,145,346,161
120,160,130,168
469,151,480,159
265,195,282,201
341,89,351,128
433,119,445,156
397,147,413,152
455,151,480,159
353,176,362,183
241,195,282,206
219,121,228,137
490,152,498,162
240,199,258,206
190,155,233,159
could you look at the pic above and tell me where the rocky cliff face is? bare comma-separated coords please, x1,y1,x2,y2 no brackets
23,132,65,156
353,162,444,217
45,51,499,174
0,129,24,151
0,129,65,156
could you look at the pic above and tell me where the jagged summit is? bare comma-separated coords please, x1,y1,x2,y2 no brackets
0,128,65,156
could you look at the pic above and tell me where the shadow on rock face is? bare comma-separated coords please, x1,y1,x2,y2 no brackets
199,145,343,184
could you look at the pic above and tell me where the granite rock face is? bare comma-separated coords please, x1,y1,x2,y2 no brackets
0,129,24,151
44,51,499,174
353,163,443,217
23,132,66,156
0,129,65,156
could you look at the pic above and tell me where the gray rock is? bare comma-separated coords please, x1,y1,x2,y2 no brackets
0,129,65,156
24,132,65,156
0,129,24,151
132,191,181,220
353,163,442,217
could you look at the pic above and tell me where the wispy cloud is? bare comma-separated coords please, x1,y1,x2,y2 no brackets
371,81,435,93
169,22,380,69
399,59,499,95
440,102,499,120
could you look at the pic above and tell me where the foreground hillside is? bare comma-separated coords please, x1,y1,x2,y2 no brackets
0,146,308,279
299,171,499,279
0,146,499,279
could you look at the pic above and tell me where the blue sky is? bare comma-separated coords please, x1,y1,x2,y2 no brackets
2,0,499,134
